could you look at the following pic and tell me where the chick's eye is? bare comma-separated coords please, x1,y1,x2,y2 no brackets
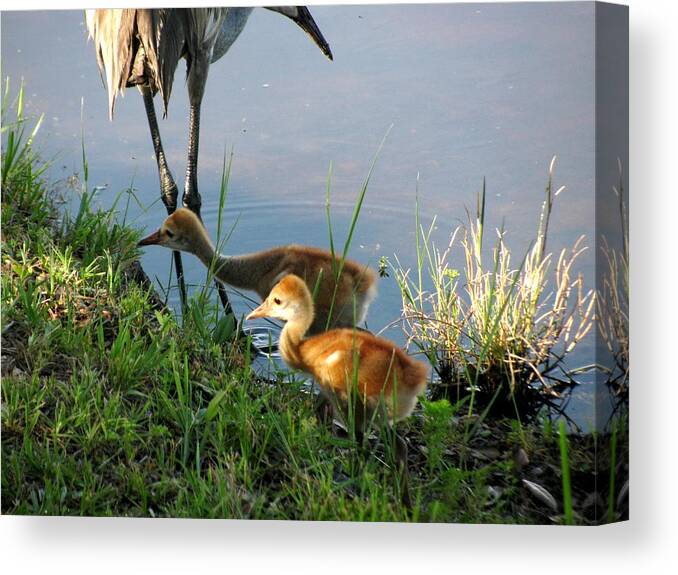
166,230,174,239
273,297,281,305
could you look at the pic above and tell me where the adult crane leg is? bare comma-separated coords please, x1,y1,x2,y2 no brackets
181,52,207,217
181,54,234,317
140,85,188,310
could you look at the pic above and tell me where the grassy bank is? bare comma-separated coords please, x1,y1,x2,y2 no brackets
1,89,627,523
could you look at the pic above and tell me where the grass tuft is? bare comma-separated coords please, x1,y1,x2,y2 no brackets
394,159,595,415
597,161,629,400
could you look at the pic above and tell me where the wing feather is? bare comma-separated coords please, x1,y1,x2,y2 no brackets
148,9,188,116
85,8,188,118
85,9,136,119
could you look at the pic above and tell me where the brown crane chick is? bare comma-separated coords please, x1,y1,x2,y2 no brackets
138,208,377,334
246,274,428,430
246,274,428,505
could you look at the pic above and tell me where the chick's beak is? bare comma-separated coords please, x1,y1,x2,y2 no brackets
246,301,272,321
137,229,163,247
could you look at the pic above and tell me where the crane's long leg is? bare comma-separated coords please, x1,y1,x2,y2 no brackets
140,85,188,310
182,58,234,317
182,99,203,216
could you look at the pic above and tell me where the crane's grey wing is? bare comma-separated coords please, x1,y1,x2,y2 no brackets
86,9,136,119
86,8,189,118
137,9,188,117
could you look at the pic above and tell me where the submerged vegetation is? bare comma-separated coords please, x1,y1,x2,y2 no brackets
1,84,627,523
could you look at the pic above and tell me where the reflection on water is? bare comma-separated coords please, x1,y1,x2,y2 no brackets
2,4,610,428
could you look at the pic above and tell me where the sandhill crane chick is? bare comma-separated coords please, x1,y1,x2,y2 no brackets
138,208,377,334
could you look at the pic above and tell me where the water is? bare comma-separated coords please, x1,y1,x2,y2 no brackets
2,4,621,429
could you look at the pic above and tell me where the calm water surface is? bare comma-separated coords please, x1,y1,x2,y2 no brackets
2,4,611,428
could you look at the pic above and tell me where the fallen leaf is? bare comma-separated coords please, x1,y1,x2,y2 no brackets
522,479,558,511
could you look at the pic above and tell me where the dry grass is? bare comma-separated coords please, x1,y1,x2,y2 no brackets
597,162,629,398
395,159,595,410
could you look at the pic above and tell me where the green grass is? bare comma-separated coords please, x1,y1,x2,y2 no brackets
1,83,626,524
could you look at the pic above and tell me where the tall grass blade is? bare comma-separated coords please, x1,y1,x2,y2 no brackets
324,125,392,328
